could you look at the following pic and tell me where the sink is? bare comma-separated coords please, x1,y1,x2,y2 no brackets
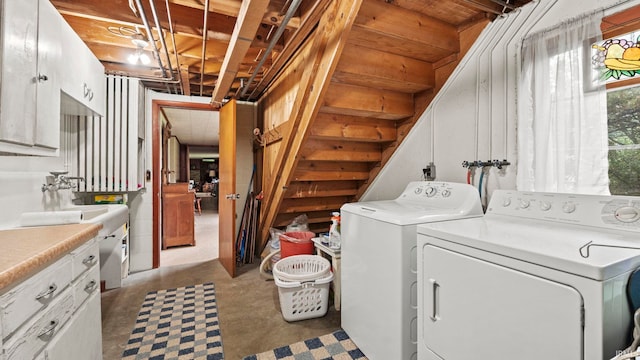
61,205,109,220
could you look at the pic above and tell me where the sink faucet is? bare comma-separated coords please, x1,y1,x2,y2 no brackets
42,171,85,192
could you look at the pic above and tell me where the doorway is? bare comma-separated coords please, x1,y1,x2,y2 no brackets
151,100,220,268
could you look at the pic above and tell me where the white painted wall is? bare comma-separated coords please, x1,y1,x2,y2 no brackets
0,115,80,229
362,0,640,204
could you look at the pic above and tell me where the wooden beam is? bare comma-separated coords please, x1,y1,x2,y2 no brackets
258,0,364,249
248,0,332,99
180,65,191,96
211,0,270,103
310,113,396,142
280,196,354,214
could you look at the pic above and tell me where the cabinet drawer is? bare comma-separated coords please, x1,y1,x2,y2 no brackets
0,256,72,339
73,265,99,310
70,238,99,281
3,290,74,360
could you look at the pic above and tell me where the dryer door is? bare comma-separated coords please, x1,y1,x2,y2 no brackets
422,245,583,360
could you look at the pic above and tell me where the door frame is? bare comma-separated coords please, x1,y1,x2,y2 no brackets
151,99,217,268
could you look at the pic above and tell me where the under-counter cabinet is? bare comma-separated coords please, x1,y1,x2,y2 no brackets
0,0,63,156
0,228,102,360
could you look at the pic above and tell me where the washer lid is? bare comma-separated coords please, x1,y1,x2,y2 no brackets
418,216,640,281
341,200,482,225
340,181,483,225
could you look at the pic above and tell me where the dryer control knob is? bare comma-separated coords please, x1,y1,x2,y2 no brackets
441,189,451,198
539,201,552,211
425,186,437,197
562,202,576,213
519,199,530,209
615,206,640,223
502,197,511,207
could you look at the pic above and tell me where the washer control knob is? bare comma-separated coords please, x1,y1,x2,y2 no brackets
519,199,530,209
502,197,511,207
562,202,576,214
539,201,552,211
425,186,437,197
414,187,422,195
615,206,640,223
441,189,451,198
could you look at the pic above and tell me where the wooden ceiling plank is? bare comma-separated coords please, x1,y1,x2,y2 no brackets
180,65,191,96
211,0,270,103
169,0,301,29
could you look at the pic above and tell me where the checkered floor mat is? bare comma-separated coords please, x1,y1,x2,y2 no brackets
122,283,223,360
242,330,368,360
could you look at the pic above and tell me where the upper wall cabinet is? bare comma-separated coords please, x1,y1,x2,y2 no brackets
0,0,105,156
59,18,105,117
0,0,62,156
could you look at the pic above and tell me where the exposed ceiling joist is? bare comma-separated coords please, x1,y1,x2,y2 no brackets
211,0,271,104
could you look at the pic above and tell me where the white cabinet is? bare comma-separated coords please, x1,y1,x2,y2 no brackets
59,18,105,117
0,237,102,360
0,0,62,156
99,223,129,290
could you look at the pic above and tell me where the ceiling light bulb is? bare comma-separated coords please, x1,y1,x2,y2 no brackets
127,53,139,64
139,53,151,65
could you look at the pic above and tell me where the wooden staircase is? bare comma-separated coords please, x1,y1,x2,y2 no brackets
257,0,530,247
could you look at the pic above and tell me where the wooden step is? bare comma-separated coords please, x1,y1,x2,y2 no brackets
284,180,360,198
310,113,396,142
292,161,371,182
321,83,413,120
334,44,434,93
300,138,383,162
279,196,353,214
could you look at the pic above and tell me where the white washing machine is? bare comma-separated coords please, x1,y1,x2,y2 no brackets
417,190,640,360
341,181,483,360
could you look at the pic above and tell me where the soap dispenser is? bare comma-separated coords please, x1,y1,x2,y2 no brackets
329,211,341,249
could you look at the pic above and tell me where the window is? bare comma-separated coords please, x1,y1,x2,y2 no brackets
607,85,640,195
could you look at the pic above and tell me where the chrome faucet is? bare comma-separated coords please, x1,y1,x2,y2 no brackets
42,171,85,192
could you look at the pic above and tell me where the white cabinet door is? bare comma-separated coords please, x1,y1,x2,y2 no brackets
44,292,102,360
422,245,584,360
34,0,62,149
59,18,105,117
0,0,38,146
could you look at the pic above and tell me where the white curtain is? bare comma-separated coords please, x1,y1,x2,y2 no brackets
517,11,610,194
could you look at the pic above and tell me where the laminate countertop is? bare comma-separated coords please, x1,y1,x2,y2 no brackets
0,223,102,292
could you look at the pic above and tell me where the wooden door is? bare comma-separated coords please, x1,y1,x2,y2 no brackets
219,100,237,277
162,183,195,249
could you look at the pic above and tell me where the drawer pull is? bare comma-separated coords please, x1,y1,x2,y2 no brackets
35,283,58,300
38,319,59,339
85,280,97,292
82,254,96,265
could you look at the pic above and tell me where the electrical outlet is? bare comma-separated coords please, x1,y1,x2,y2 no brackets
423,163,436,181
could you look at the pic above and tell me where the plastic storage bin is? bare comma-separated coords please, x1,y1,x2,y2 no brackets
273,255,334,321
279,231,315,258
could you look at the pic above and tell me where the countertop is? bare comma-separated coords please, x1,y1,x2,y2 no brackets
0,223,102,292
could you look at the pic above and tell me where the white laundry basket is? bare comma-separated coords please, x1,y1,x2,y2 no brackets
273,255,334,322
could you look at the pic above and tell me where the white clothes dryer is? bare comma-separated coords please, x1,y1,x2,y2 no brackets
341,181,483,360
417,190,640,360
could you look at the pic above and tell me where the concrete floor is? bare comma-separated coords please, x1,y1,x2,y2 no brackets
101,252,341,360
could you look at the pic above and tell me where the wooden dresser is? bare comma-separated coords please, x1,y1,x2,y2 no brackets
162,183,195,249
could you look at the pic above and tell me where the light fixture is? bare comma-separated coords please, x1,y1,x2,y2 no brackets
127,48,151,65
127,33,150,65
